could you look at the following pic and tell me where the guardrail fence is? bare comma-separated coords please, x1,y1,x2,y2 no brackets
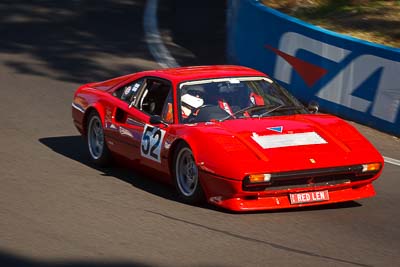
227,0,400,136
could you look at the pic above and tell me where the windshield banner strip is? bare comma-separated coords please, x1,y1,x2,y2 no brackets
179,76,273,88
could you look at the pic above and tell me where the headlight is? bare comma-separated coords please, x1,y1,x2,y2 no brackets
362,163,381,173
248,173,272,183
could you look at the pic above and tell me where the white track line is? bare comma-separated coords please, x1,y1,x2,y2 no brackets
143,0,400,168
384,156,400,167
144,0,179,68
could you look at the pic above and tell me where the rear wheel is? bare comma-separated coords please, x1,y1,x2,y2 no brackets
86,111,111,166
173,143,204,204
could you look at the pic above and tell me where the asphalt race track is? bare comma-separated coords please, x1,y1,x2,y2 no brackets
0,1,399,266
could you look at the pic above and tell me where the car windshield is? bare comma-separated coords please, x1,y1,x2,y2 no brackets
179,77,307,123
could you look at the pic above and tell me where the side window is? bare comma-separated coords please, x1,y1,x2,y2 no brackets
113,79,144,104
138,79,173,120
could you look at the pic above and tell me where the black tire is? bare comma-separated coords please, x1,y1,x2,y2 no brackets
173,142,205,204
86,111,112,166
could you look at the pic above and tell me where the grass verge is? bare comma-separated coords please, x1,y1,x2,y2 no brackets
262,0,400,48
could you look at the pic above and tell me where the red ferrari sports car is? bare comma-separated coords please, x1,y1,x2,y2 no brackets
72,65,383,211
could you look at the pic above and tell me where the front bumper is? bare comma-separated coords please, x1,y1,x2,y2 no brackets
200,171,377,212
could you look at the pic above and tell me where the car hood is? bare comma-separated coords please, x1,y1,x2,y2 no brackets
190,114,383,179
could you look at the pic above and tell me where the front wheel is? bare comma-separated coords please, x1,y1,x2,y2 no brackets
173,143,204,204
86,111,111,166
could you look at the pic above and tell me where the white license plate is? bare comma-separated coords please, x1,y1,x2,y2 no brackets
289,190,329,204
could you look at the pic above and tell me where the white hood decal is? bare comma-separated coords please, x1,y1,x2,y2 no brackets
251,131,327,149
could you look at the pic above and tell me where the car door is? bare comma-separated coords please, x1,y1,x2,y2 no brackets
135,78,174,173
107,77,174,172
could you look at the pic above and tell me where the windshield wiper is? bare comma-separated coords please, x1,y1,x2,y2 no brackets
257,104,304,118
219,105,270,122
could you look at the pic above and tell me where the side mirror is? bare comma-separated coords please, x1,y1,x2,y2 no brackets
308,101,319,114
150,115,168,127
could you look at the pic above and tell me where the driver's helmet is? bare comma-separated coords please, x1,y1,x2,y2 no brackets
181,85,205,117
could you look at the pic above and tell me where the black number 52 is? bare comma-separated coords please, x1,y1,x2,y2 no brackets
141,124,165,162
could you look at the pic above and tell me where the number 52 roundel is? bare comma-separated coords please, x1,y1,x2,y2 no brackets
141,124,166,163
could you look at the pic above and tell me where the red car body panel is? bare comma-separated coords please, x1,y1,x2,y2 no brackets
72,65,384,212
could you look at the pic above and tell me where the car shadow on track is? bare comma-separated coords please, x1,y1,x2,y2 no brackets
237,201,362,215
38,135,186,205
39,135,362,214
